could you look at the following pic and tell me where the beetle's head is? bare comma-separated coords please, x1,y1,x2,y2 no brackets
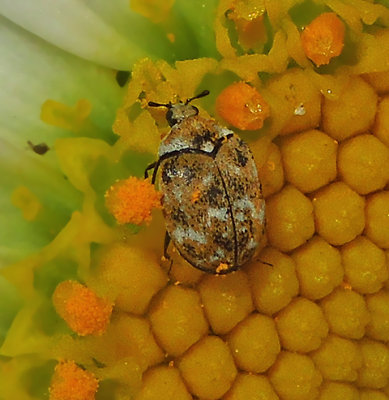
148,90,210,127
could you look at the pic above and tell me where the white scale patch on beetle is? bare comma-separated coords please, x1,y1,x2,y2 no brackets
202,173,214,186
234,196,262,221
235,212,246,222
159,137,189,156
146,91,266,274
172,225,208,245
258,202,266,224
248,238,258,250
207,207,229,221
173,187,183,202
201,142,215,153
216,126,235,138
209,248,226,262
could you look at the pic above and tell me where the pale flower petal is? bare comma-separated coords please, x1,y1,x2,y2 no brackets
0,0,175,69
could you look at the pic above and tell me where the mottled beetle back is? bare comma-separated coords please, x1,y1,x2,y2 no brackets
148,94,265,274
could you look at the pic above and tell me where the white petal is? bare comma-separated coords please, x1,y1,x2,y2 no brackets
0,0,172,69
0,16,123,147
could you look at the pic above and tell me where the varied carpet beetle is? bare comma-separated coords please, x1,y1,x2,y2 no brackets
146,91,265,274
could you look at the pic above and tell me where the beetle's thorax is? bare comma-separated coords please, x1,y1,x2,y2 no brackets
158,116,234,157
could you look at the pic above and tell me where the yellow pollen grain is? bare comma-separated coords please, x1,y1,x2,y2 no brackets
167,33,175,43
41,99,92,132
11,186,42,221
49,360,98,400
105,176,162,225
130,0,175,23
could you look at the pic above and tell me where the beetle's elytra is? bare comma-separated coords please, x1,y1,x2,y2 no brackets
146,91,265,274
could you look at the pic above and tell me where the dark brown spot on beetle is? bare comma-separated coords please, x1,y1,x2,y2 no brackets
214,232,234,252
235,148,248,166
172,208,188,226
192,130,214,148
162,165,174,184
182,165,196,184
183,243,197,257
206,184,224,206
238,229,249,248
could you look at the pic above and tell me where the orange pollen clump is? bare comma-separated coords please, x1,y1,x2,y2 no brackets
191,189,201,203
216,82,270,130
53,280,113,336
105,176,162,225
216,262,230,274
342,282,353,290
301,12,345,67
49,360,99,400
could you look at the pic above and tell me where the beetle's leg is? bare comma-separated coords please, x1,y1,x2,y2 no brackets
151,160,161,185
144,161,156,179
257,258,273,267
162,232,174,274
163,232,171,260
145,160,161,184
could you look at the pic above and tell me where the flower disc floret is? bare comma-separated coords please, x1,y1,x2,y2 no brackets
312,182,365,245
198,271,254,335
341,236,388,294
320,287,370,339
292,236,343,300
266,185,315,252
178,336,237,400
224,373,279,400
311,334,363,382
247,247,299,315
275,297,329,352
227,313,280,373
269,351,322,400
148,285,209,357
365,191,389,248
357,339,389,389
366,290,389,342
338,134,389,195
280,129,337,193
322,77,377,141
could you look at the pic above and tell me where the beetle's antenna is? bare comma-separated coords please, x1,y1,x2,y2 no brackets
185,90,210,105
148,101,171,108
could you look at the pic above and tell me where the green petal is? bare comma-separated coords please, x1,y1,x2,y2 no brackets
0,0,220,70
0,277,23,347
0,136,82,267
172,0,220,58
